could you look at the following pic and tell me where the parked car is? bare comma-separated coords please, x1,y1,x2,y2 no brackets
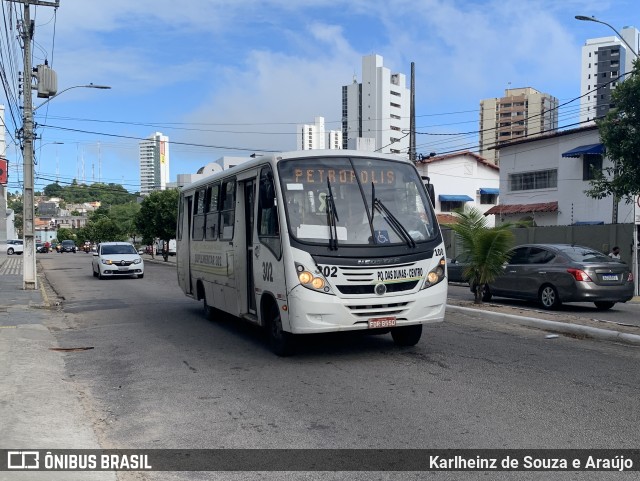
447,253,471,283
6,239,24,255
480,244,634,310
59,240,77,253
92,242,144,279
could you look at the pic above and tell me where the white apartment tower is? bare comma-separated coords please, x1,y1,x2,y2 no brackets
579,26,640,124
479,87,558,164
297,116,343,150
341,54,410,156
139,132,169,195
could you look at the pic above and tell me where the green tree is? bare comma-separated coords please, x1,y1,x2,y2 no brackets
7,193,23,236
109,202,141,242
55,227,76,242
135,189,179,261
85,217,126,243
587,59,640,202
449,206,515,304
43,182,64,198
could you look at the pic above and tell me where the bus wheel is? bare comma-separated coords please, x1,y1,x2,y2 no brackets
391,324,422,347
203,294,215,321
267,304,295,357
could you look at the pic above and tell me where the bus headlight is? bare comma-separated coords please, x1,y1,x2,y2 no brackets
298,271,313,284
422,257,446,289
295,262,334,295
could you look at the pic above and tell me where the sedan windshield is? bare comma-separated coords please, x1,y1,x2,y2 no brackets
102,245,137,255
278,156,437,246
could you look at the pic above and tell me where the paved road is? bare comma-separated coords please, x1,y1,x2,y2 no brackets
21,253,639,480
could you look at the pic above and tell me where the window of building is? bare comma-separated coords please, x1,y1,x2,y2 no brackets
509,169,557,191
390,102,401,108
440,201,466,212
390,91,401,97
582,154,603,181
480,193,498,205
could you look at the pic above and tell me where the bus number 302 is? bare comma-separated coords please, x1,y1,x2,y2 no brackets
262,262,273,282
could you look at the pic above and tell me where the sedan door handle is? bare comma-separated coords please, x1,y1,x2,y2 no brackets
538,271,546,274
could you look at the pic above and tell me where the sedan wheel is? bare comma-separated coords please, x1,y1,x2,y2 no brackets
7,248,14,255
539,284,561,310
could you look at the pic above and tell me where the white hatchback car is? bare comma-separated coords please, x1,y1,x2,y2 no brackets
92,242,144,279
6,239,24,255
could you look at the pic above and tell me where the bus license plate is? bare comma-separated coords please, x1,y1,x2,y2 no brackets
368,317,396,329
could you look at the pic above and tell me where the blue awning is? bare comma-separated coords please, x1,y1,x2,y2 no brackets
574,221,605,225
561,143,604,158
439,194,473,202
479,188,499,195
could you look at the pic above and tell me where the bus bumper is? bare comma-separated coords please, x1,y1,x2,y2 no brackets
285,282,447,334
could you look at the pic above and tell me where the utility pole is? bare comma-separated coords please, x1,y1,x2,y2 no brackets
10,0,60,290
409,62,416,162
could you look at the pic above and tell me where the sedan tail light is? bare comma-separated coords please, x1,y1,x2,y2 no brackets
567,268,593,282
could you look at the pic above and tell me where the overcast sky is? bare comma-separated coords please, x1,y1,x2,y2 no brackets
1,0,638,193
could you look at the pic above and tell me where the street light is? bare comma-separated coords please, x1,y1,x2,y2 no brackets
575,16,638,59
22,85,109,290
34,84,111,112
576,15,640,296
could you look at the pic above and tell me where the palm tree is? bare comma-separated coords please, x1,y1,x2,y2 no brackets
449,206,515,304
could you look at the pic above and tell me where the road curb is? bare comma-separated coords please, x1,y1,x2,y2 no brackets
447,304,640,346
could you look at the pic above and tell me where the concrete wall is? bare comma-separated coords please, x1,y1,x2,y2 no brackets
442,223,639,266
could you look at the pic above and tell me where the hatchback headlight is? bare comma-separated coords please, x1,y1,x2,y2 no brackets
133,258,142,264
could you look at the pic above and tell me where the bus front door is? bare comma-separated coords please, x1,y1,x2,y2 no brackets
243,180,257,314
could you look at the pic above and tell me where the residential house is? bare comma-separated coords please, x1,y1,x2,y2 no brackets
415,151,500,226
485,125,633,226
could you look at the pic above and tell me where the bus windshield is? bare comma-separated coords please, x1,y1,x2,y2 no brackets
278,156,437,246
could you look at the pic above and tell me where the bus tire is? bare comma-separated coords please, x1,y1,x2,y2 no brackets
203,294,215,321
267,303,295,357
391,324,422,347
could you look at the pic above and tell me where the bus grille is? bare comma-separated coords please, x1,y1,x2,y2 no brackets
335,263,419,295
346,302,411,318
337,280,419,294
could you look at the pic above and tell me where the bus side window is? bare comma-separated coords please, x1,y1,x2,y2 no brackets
192,188,206,241
206,183,220,240
220,180,236,240
257,166,281,259
177,193,184,241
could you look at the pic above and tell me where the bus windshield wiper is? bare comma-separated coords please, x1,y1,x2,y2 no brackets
373,196,416,248
326,178,340,250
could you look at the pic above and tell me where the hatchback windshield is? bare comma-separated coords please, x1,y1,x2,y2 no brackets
278,156,437,246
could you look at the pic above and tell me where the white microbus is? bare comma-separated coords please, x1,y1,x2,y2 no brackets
176,150,447,355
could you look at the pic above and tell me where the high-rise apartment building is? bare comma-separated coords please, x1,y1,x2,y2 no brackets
579,26,640,124
341,54,410,155
479,87,558,164
139,132,169,195
297,116,342,150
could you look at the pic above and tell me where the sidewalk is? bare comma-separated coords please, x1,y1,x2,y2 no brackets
0,255,114,480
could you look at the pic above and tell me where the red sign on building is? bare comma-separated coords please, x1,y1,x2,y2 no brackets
0,158,7,185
